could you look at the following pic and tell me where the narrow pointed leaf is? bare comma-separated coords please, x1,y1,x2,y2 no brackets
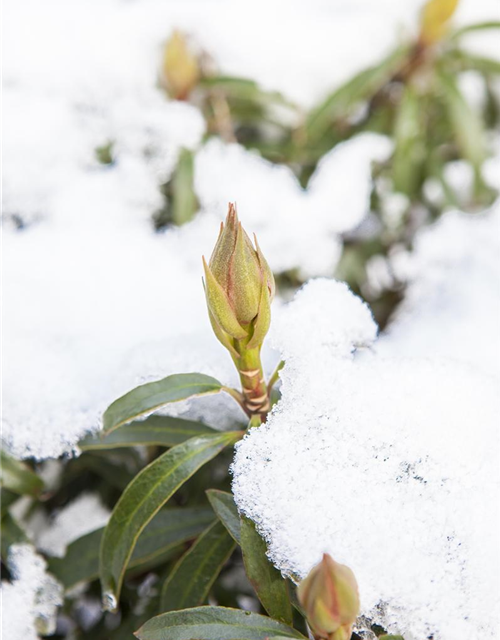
438,69,485,168
240,516,292,625
160,520,235,611
134,606,306,640
206,489,241,545
0,450,43,496
103,373,223,435
80,416,216,450
50,506,214,590
100,431,241,609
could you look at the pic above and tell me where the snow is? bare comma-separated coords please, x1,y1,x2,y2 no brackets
232,279,500,639
1,544,63,639
36,494,110,558
381,204,500,376
195,135,392,277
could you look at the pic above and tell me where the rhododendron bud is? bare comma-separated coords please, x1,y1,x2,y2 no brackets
420,0,459,45
203,203,274,350
161,30,200,100
298,554,360,640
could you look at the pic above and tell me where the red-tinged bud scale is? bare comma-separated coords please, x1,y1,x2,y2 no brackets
203,203,275,420
298,554,360,640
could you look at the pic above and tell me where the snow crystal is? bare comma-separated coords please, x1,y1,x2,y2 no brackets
232,279,500,639
1,544,63,639
36,494,110,558
382,205,500,376
195,134,391,277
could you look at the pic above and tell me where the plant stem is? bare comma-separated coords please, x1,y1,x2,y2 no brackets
232,337,270,421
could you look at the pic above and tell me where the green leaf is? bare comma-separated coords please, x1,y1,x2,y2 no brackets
0,450,43,496
240,516,293,625
171,148,198,226
103,373,223,435
80,416,217,450
1,513,29,561
438,68,485,168
306,46,409,141
134,606,306,640
49,506,214,590
206,489,241,545
450,20,500,40
160,520,235,611
444,49,500,75
379,635,405,639
392,84,425,196
1,489,19,516
99,431,241,609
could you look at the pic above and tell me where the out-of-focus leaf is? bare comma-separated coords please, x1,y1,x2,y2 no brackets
170,148,198,226
160,520,235,611
161,31,200,101
420,0,459,45
135,606,306,640
102,373,223,435
379,635,405,639
450,21,500,40
0,450,43,496
306,46,409,142
240,516,293,625
80,415,216,450
392,84,425,196
1,488,19,516
1,513,29,561
444,49,500,75
438,68,486,168
206,489,241,545
200,76,291,108
99,431,242,610
49,506,214,590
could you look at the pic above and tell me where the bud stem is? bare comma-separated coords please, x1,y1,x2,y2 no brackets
232,338,270,421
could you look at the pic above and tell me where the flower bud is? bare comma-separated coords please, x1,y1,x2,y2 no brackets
203,203,274,351
161,30,200,101
419,0,459,46
297,554,360,640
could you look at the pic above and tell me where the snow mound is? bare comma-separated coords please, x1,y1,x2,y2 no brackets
232,279,500,639
382,205,500,376
195,135,392,277
1,544,63,639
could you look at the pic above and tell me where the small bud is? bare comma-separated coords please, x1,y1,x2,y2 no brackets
203,203,274,352
161,30,200,100
298,554,360,640
419,0,460,46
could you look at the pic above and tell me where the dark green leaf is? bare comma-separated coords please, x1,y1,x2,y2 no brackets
160,520,235,611
99,431,241,609
206,489,241,545
80,416,216,451
1,513,29,561
0,450,43,496
49,506,214,590
134,606,306,640
1,489,19,516
240,516,293,625
103,373,223,435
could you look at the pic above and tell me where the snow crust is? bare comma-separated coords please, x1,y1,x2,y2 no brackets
232,279,500,639
1,544,63,639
